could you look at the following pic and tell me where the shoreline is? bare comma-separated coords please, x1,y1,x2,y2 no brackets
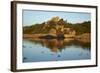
23,33,90,43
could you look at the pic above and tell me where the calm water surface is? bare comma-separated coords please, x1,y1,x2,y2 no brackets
23,38,91,63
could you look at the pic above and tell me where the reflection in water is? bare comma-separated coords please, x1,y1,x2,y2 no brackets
23,38,91,63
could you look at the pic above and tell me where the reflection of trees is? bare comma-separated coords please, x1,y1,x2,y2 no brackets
71,40,91,49
26,38,90,53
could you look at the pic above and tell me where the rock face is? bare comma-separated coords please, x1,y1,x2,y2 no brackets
50,16,60,22
76,33,91,43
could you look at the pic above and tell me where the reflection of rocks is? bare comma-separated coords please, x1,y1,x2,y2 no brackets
41,51,45,54
23,57,27,60
79,52,83,56
24,37,90,53
57,54,61,57
51,47,59,53
23,45,26,48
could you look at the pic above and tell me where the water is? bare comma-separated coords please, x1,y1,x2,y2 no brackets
22,38,91,63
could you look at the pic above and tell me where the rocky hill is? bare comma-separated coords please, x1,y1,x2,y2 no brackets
23,16,91,35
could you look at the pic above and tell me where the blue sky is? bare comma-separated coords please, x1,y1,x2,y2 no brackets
23,10,91,26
